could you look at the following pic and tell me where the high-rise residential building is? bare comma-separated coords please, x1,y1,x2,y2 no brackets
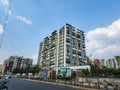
2,56,33,74
38,23,86,72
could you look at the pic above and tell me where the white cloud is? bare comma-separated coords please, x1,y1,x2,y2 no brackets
0,0,9,6
0,24,4,34
31,54,38,65
86,19,120,59
8,9,12,15
0,0,12,16
16,16,32,25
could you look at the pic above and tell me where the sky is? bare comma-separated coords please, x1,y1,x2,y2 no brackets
0,0,120,64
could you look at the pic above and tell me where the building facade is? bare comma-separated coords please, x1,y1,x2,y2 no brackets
0,64,3,74
94,59,100,67
99,58,119,69
38,23,86,72
105,58,118,69
100,59,106,68
2,58,14,74
2,56,33,74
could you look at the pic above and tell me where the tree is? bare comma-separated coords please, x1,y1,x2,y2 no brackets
90,65,99,76
115,56,120,67
31,64,40,76
19,68,25,74
115,56,120,61
82,69,89,76
13,68,20,74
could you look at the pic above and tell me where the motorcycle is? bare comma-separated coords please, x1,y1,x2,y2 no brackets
0,80,8,90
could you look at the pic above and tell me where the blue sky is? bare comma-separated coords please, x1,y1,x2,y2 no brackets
0,0,120,64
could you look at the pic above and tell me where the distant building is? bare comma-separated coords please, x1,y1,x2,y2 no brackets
86,56,92,65
2,56,33,74
2,58,14,74
0,64,3,74
100,59,107,68
99,58,118,69
12,56,33,70
38,23,86,72
105,59,117,69
94,59,100,67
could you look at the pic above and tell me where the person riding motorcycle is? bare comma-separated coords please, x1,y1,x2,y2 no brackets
0,76,8,90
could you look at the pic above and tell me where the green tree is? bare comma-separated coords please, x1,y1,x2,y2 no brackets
115,56,120,67
13,68,20,74
82,69,89,76
31,64,40,76
91,65,99,76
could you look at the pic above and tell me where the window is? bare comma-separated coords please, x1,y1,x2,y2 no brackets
66,38,70,43
78,43,80,48
66,58,70,64
67,30,70,34
72,50,76,54
77,34,80,38
78,51,81,56
72,32,75,36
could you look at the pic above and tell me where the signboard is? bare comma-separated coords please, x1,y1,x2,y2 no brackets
42,70,48,78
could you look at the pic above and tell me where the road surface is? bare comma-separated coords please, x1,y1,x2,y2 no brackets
6,78,77,90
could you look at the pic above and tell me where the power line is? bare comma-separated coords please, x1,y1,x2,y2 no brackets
0,0,13,48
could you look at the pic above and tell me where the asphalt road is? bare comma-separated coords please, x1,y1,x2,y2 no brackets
6,78,77,90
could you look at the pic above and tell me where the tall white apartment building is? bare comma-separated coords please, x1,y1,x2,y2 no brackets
38,24,86,71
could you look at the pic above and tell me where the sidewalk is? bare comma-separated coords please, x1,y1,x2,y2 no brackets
22,78,99,90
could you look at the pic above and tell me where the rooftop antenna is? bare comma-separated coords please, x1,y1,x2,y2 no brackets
0,0,13,48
